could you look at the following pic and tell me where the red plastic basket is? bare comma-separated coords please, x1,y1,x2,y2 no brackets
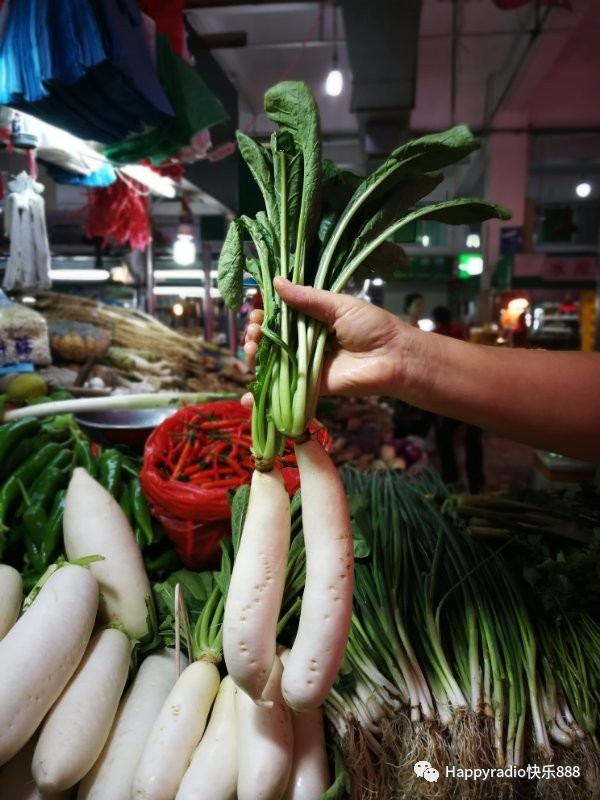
139,400,331,568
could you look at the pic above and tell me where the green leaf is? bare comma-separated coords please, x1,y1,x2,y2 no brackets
240,215,278,315
272,130,303,258
354,241,409,281
333,198,511,292
264,81,322,279
231,484,251,556
414,197,512,225
341,172,442,282
315,125,480,287
236,131,278,226
217,219,244,311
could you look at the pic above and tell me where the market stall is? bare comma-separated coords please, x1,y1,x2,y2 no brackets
0,3,599,796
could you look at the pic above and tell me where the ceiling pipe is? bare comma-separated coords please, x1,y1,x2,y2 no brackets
341,0,422,164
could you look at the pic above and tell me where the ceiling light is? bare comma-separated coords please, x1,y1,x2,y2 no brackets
153,286,222,298
325,66,343,97
575,182,591,198
154,269,205,280
173,234,196,266
49,268,111,282
325,3,343,97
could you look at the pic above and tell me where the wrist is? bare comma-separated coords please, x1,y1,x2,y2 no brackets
388,319,432,404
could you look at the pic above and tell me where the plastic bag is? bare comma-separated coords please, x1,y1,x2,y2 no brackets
139,400,331,568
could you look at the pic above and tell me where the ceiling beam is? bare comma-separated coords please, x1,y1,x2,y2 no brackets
185,0,313,8
197,31,247,48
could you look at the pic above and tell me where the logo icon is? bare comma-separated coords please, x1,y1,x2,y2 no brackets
414,760,440,783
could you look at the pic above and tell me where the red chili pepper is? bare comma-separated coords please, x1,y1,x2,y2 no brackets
200,417,249,431
191,476,246,488
171,436,194,481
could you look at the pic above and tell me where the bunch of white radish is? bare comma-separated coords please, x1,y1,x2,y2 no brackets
223,437,354,711
0,466,167,798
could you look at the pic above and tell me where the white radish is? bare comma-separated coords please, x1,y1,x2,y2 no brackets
175,676,238,800
0,564,98,767
32,627,131,793
0,734,71,800
0,563,22,640
223,466,291,703
132,659,221,800
279,648,330,800
282,438,354,711
283,707,330,799
77,648,186,800
63,467,154,641
236,654,293,800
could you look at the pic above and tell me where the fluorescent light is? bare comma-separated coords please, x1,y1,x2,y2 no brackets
575,182,591,198
49,269,111,282
325,68,343,97
173,234,196,266
152,286,221,298
154,269,205,280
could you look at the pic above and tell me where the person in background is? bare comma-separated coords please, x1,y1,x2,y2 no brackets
432,305,485,493
403,292,425,328
243,278,600,462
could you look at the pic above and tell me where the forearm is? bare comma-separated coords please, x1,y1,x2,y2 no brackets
395,328,600,462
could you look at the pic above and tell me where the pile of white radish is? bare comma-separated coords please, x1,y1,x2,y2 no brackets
223,437,354,711
0,466,335,800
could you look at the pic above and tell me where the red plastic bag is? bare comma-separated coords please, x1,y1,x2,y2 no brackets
139,400,331,568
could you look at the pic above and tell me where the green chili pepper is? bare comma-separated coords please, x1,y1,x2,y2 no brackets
43,489,67,565
25,460,71,513
119,482,133,524
130,477,154,548
0,434,45,484
121,455,142,480
0,443,64,529
98,449,123,497
0,417,41,466
74,437,97,478
22,505,46,545
25,537,46,575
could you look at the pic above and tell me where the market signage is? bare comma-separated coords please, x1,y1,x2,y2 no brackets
513,253,598,282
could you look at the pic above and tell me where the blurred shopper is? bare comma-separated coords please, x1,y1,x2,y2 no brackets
432,306,485,493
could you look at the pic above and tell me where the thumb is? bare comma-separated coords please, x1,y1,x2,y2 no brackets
273,277,349,327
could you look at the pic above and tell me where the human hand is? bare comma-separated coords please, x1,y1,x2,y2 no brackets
243,277,411,404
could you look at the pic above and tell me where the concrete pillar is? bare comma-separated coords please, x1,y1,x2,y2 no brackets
480,112,530,322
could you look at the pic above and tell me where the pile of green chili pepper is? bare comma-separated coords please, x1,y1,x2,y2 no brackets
0,412,177,589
